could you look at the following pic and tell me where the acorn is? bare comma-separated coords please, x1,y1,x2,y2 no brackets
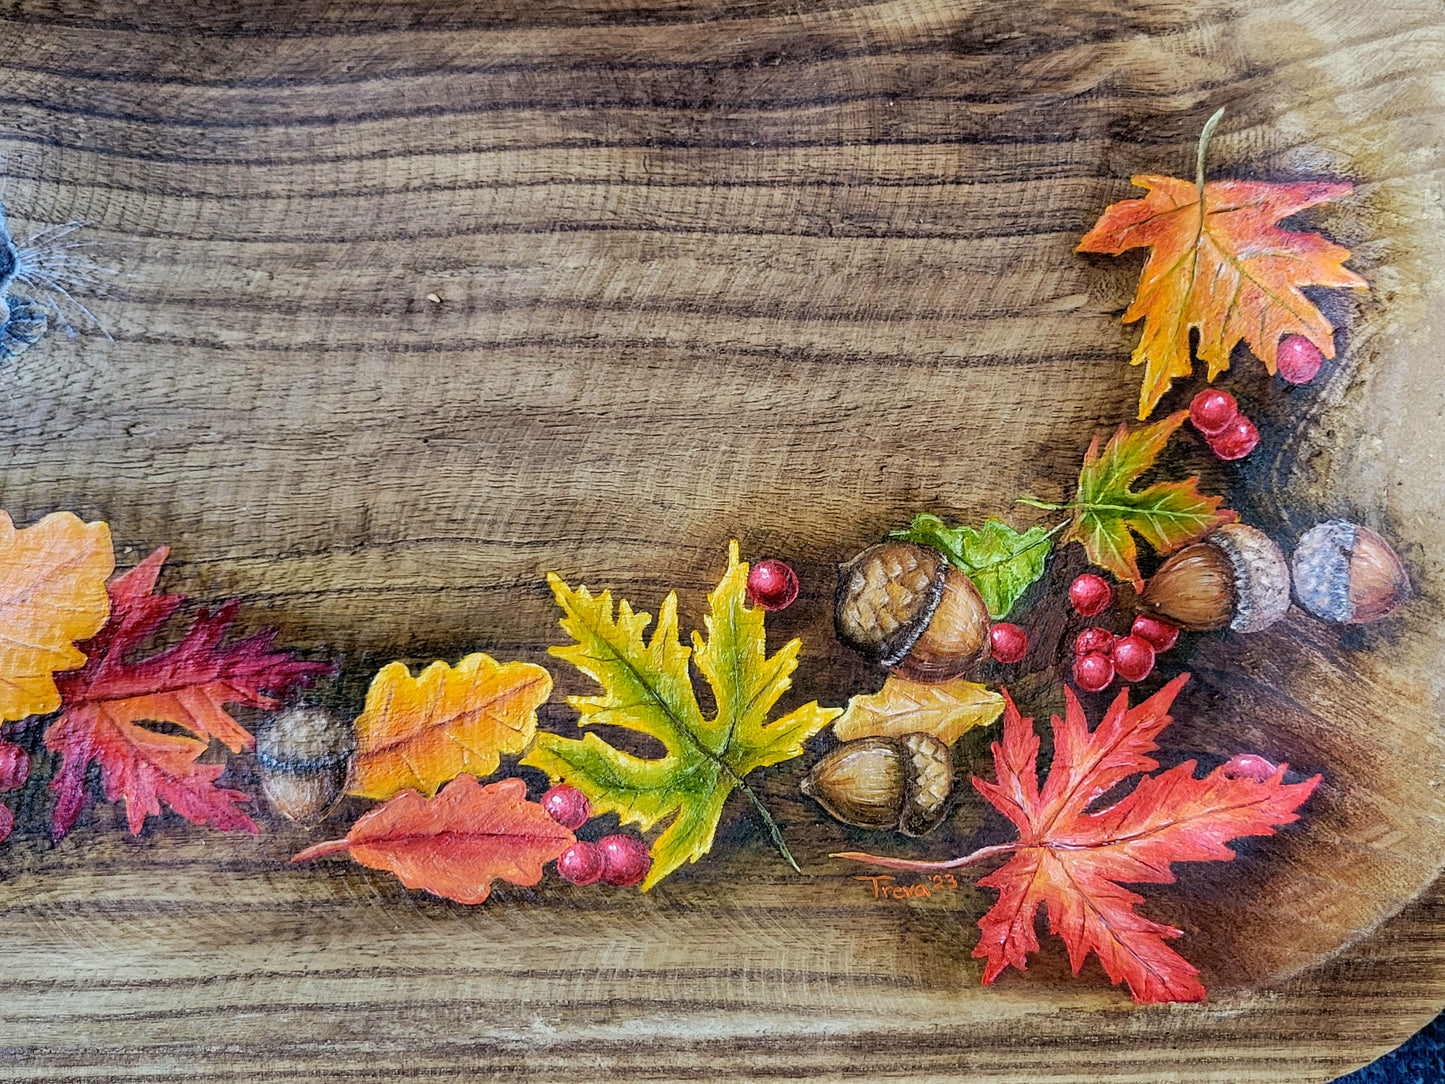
256,706,355,826
800,732,954,836
1136,523,1291,633
834,541,990,683
1292,521,1410,624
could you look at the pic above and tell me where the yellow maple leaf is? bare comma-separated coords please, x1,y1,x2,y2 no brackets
834,674,1004,745
0,510,113,722
350,653,552,800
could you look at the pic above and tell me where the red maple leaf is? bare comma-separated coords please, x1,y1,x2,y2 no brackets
291,775,575,904
45,547,332,838
836,673,1321,1003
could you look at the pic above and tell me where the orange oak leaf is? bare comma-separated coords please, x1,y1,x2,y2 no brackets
0,510,114,723
1079,175,1366,419
45,547,332,838
349,653,553,801
836,674,1320,1003
292,775,574,904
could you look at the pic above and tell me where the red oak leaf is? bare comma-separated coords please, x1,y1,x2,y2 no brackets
291,775,575,904
971,674,1319,1002
45,547,331,838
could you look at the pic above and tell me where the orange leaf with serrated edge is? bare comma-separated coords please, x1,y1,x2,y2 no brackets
292,775,574,904
835,674,1321,1003
0,511,113,723
350,653,552,801
1079,175,1366,418
45,548,331,838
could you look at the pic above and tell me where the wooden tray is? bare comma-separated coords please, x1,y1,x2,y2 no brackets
0,1,1442,1079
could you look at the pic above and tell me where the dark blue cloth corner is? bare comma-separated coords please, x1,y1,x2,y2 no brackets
1336,1011,1445,1082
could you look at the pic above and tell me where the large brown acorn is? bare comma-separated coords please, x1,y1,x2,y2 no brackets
800,732,954,836
834,541,990,683
256,706,355,826
1291,520,1410,624
1136,523,1291,633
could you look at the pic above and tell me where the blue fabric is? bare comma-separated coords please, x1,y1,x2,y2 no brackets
1336,1011,1445,1082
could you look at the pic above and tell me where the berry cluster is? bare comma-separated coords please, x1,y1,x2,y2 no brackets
1189,390,1259,461
1067,573,1180,692
542,784,653,888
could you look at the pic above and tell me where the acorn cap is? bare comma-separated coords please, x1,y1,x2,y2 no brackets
1211,523,1291,633
898,732,953,837
835,541,947,667
1138,524,1290,633
1292,520,1410,624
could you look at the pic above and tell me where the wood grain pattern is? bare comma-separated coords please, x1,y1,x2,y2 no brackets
0,0,1442,1079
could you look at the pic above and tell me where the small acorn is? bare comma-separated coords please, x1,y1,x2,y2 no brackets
256,706,355,826
834,541,990,683
800,732,954,836
1292,521,1410,624
1136,523,1291,633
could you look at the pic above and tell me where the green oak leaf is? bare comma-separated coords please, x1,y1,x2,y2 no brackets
892,515,1053,619
1061,411,1235,588
521,542,838,890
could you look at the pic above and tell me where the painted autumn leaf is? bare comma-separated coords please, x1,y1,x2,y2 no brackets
292,775,573,905
890,515,1052,619
834,674,1003,745
1043,411,1234,589
522,541,839,890
1079,114,1366,418
0,510,114,723
45,547,331,838
838,675,1321,1003
350,653,552,801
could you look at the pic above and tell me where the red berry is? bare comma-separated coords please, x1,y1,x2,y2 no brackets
1069,574,1112,616
0,741,28,792
542,784,591,830
598,835,652,887
1209,414,1260,461
556,841,605,885
747,559,799,611
1073,627,1116,657
1189,389,1239,435
1111,635,1156,684
1130,615,1179,652
1072,652,1115,692
988,623,1028,663
1276,335,1324,385
1221,754,1279,782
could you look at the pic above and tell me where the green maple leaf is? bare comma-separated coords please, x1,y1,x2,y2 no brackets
890,515,1053,619
522,542,839,890
1048,411,1235,588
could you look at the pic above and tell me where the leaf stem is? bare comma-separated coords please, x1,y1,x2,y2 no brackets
1196,106,1225,197
831,841,1022,873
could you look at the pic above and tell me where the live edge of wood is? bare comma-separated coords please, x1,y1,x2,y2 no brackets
0,0,1443,1080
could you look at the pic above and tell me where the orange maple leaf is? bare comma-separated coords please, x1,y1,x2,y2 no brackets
1079,164,1366,418
836,674,1321,1003
46,548,331,837
349,653,553,801
292,775,575,904
0,510,113,723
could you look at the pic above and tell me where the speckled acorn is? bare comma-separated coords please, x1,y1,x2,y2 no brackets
256,706,355,826
800,732,954,837
1292,521,1410,624
834,541,990,683
1136,523,1291,633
